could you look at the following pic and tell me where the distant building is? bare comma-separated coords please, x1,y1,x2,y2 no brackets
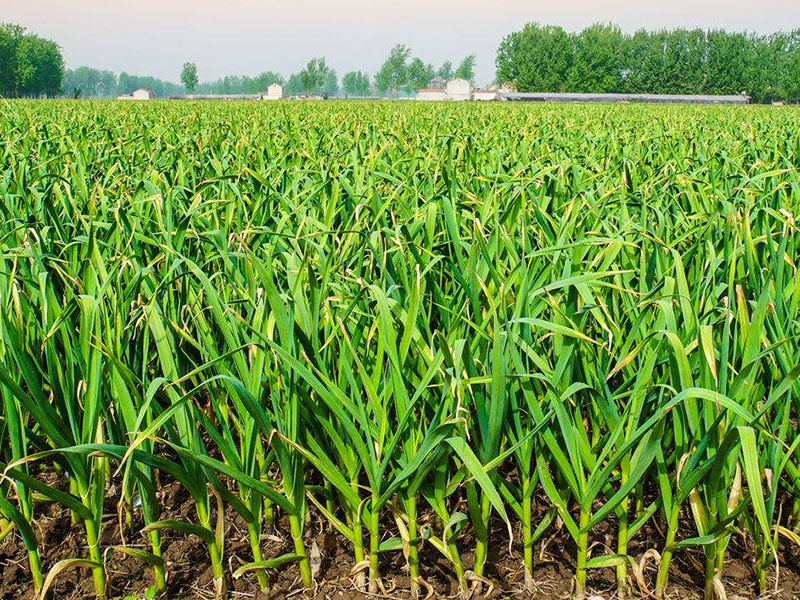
428,76,446,89
446,79,472,101
416,88,448,101
499,92,749,105
473,87,498,101
169,94,260,100
118,88,155,101
261,83,284,100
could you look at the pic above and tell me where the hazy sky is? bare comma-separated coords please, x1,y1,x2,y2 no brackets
5,1,800,86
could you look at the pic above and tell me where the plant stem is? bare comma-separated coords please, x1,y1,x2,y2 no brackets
207,535,226,599
84,516,107,600
28,549,43,592
407,492,420,599
247,520,269,590
703,542,721,600
350,480,366,590
655,506,679,599
368,499,380,594
616,496,629,599
289,512,312,587
522,492,534,593
575,508,590,600
147,529,166,594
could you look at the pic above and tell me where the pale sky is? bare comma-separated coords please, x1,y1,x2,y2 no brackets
4,0,799,86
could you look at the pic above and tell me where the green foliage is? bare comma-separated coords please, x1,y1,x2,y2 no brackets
115,71,183,98
436,60,453,80
1,101,799,600
195,71,284,95
298,57,330,95
406,57,434,92
497,22,800,102
63,66,117,98
342,70,370,97
0,23,63,97
454,54,476,82
180,61,199,93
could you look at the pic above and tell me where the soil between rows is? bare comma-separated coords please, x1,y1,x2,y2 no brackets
1,475,799,599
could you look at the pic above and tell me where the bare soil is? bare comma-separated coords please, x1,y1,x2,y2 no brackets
1,474,799,599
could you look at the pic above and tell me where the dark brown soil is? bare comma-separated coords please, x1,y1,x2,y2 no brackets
2,474,799,599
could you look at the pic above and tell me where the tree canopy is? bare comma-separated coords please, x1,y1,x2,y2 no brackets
180,62,199,93
0,23,64,97
374,47,478,96
496,22,800,102
342,71,371,98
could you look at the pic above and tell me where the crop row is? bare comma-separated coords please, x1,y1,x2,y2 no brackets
0,101,799,599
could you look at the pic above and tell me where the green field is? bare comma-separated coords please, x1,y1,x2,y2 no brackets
1,101,799,599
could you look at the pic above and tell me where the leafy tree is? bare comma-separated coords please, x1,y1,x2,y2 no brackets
436,61,454,80
704,30,751,95
285,73,302,96
115,72,183,98
14,33,63,97
377,44,411,97
324,69,338,98
406,58,434,92
374,63,391,97
566,24,624,93
343,71,370,98
299,57,330,94
0,24,22,97
63,66,116,98
194,71,284,95
496,24,572,92
357,71,371,96
454,55,476,82
181,62,198,93
342,71,358,98
497,21,800,102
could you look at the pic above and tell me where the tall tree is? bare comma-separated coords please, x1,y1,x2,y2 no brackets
406,58,434,92
63,66,117,98
325,69,338,98
436,61,454,80
454,55,477,82
374,63,391,97
285,73,302,96
566,24,624,93
496,24,572,92
342,71,370,98
0,24,22,97
377,44,411,97
354,71,371,97
299,57,330,95
181,62,199,93
497,21,800,101
14,33,63,97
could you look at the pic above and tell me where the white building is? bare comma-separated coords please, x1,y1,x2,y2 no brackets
473,88,498,101
262,83,284,100
117,88,155,101
416,88,448,101
446,78,472,101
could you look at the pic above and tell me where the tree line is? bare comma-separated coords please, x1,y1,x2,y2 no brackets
0,23,64,98
496,23,800,102
374,45,476,97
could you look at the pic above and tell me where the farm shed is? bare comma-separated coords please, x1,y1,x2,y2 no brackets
117,88,155,100
169,94,261,100
473,88,498,101
446,78,472,101
416,88,448,101
261,83,284,100
500,92,748,104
